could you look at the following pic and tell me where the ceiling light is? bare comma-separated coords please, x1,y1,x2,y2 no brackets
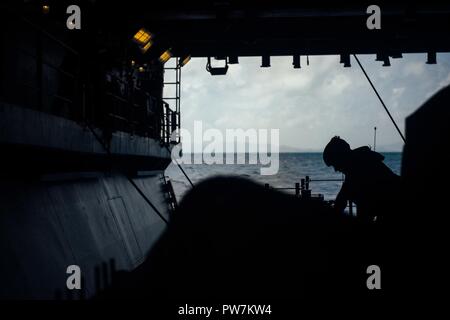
159,49,172,64
261,55,270,68
228,56,239,64
206,57,228,75
426,52,437,64
179,55,191,67
293,55,301,69
340,54,351,67
140,40,153,54
133,28,152,46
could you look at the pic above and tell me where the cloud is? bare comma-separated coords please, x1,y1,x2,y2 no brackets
174,53,450,151
439,72,450,88
392,87,405,97
403,61,426,77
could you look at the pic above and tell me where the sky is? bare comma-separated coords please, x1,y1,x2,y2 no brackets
164,53,450,152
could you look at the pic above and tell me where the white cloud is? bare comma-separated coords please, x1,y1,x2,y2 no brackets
439,72,450,88
392,87,405,97
174,53,450,151
403,61,426,77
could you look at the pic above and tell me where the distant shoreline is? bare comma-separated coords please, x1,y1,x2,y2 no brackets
180,151,403,155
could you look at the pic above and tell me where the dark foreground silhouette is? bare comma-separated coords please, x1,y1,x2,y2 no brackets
96,85,450,304
99,176,388,302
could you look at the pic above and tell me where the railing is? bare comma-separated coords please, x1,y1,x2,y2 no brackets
104,75,180,143
265,176,343,195
104,73,161,139
161,102,180,145
1,13,180,145
105,86,180,144
264,182,325,201
264,176,356,215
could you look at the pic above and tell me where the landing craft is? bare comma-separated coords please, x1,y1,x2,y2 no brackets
0,0,448,311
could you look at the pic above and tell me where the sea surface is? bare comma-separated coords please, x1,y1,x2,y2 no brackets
165,152,402,202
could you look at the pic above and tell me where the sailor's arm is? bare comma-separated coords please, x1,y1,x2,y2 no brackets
334,181,349,213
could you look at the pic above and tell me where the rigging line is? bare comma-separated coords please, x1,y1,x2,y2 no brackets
85,122,168,225
127,178,169,224
353,54,407,144
165,145,195,188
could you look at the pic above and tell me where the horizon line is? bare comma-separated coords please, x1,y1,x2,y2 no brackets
178,151,403,154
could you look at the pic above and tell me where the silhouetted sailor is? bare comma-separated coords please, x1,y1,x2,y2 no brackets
323,136,400,222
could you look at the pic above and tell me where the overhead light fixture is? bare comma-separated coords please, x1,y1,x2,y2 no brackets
138,66,145,72
375,53,391,66
42,4,50,14
140,40,153,54
340,54,351,67
132,28,152,46
261,55,270,68
293,55,301,69
159,49,172,64
131,60,136,67
228,56,239,64
206,57,228,75
179,55,191,67
426,52,437,64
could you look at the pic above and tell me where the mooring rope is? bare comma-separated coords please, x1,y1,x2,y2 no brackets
353,54,407,144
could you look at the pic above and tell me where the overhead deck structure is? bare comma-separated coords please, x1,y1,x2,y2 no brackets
93,0,450,59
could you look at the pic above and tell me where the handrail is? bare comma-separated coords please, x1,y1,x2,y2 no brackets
160,102,180,145
268,178,344,190
4,13,180,144
264,175,345,200
265,178,357,215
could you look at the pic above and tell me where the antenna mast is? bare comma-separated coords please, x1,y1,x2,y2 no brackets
373,127,377,151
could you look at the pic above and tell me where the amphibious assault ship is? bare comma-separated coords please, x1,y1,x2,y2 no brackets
1,1,449,299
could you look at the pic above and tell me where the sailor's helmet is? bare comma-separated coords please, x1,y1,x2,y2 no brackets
323,136,351,167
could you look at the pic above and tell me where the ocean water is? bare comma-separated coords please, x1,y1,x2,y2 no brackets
165,152,402,202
